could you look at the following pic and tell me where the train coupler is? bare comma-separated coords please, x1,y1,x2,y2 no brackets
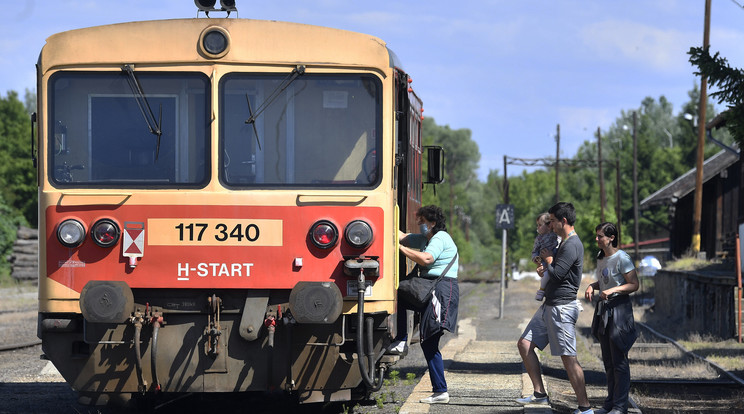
204,294,223,356
264,315,276,348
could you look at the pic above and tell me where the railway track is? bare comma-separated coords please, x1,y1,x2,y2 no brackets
0,307,37,315
542,301,744,414
625,322,744,413
0,340,41,352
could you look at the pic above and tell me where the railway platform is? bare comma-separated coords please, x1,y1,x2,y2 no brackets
397,276,553,414
400,318,546,414
395,277,641,414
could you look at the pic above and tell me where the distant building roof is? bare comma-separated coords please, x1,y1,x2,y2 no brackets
640,149,739,209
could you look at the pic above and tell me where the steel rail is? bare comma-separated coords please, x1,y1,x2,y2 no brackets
0,339,42,352
637,322,744,387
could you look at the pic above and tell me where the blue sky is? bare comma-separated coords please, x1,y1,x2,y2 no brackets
3,0,743,180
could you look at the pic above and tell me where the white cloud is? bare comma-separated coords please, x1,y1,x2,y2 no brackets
581,20,696,73
709,26,744,68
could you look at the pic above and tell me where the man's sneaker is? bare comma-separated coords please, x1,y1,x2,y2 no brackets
572,409,594,414
516,394,549,405
420,392,449,404
386,340,407,355
592,408,609,414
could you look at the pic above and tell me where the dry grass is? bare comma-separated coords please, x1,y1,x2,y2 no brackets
678,333,744,374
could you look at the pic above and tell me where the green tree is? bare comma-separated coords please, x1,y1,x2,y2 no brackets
507,168,558,269
561,96,692,262
689,46,744,149
505,89,717,268
0,91,37,226
0,192,24,277
421,117,496,271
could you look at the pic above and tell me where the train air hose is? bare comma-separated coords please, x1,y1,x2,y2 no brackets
151,317,161,391
133,319,146,393
356,271,384,391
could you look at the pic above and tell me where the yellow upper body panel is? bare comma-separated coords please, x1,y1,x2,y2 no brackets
40,18,394,73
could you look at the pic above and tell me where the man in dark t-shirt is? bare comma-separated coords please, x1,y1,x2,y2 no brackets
515,202,593,414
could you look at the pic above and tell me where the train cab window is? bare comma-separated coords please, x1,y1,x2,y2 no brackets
219,73,382,187
48,72,210,187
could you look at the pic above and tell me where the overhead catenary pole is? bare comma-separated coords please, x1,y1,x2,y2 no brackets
555,124,560,203
633,111,639,262
692,0,711,254
598,127,605,222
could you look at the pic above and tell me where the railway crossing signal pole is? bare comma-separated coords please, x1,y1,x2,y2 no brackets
495,203,514,319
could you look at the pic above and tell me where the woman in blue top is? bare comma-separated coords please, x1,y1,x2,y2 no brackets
388,205,459,404
585,222,639,414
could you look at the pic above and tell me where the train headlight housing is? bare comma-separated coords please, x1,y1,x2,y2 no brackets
345,220,373,249
310,220,338,249
199,26,230,59
57,219,86,248
91,219,120,248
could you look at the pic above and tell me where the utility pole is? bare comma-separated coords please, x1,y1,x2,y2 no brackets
633,112,639,262
692,0,711,254
616,159,622,244
555,124,560,204
598,127,605,222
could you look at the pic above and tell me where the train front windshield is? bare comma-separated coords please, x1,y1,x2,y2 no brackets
48,71,382,189
49,72,210,187
220,73,382,187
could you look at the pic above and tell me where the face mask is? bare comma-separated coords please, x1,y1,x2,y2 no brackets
419,223,429,234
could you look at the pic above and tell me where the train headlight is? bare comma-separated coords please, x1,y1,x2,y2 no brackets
57,219,86,248
91,219,120,248
310,220,338,249
345,220,373,249
199,26,230,59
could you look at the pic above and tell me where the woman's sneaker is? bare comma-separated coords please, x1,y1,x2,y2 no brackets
516,394,549,404
385,340,407,355
420,392,449,404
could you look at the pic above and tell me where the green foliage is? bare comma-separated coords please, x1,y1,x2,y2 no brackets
0,91,36,277
0,192,24,276
375,394,384,408
421,117,497,271
0,91,37,227
505,89,716,269
689,47,744,148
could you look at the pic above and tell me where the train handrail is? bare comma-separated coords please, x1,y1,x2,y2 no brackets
295,194,367,206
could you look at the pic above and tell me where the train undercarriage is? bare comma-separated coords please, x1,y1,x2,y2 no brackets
38,283,398,407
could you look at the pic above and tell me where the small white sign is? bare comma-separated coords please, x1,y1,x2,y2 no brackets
323,90,349,109
346,280,373,297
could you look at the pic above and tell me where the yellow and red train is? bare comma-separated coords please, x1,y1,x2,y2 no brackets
33,2,442,408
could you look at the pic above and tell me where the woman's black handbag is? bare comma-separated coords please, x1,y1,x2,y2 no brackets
398,254,457,309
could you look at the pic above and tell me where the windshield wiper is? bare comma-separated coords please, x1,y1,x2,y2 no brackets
245,65,305,151
122,64,163,160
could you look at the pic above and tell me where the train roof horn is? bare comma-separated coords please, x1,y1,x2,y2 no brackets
195,0,237,17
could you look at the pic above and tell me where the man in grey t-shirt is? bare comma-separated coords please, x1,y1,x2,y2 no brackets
515,202,593,414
